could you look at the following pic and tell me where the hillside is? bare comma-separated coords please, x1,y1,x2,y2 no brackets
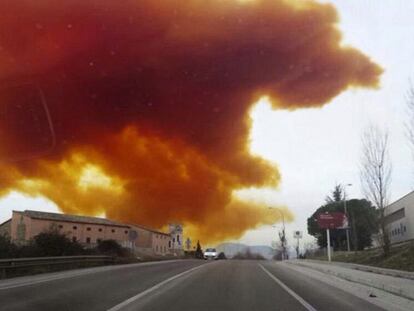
216,243,276,259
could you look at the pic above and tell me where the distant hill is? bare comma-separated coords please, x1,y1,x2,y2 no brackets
216,243,276,259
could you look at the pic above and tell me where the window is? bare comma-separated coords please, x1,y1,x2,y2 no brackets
58,225,63,229
73,226,77,230
86,237,91,244
398,228,401,234
125,230,128,234
169,241,171,248
87,227,91,231
177,235,180,243
72,236,77,242
404,226,407,232
99,228,102,232
112,229,115,233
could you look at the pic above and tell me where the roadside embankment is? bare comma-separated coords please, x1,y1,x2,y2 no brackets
287,259,414,301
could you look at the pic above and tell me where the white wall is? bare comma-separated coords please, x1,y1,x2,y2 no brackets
385,191,414,243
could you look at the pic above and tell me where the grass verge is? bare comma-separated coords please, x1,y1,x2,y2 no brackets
309,241,414,272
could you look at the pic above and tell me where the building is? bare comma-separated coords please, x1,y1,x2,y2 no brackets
129,224,172,256
0,210,180,257
169,224,184,256
384,191,414,244
1,210,131,247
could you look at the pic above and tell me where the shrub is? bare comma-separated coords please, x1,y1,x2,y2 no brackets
96,239,131,257
217,252,227,260
0,234,17,258
33,228,84,256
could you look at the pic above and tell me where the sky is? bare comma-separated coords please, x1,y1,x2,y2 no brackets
236,0,414,247
0,0,413,251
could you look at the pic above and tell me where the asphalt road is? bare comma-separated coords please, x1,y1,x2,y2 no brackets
0,259,385,311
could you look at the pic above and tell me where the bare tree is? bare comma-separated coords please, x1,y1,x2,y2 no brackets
278,228,288,260
360,125,392,256
406,84,414,169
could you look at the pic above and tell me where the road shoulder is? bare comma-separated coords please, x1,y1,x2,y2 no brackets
281,261,414,311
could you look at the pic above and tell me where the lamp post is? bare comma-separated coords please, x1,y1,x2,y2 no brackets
269,207,286,260
343,183,352,252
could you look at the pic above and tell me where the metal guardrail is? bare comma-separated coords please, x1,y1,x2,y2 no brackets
0,255,114,279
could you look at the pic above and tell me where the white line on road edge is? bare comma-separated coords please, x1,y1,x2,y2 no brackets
259,264,317,311
107,263,207,311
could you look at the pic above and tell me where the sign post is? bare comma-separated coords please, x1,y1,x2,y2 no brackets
317,212,348,262
326,228,331,262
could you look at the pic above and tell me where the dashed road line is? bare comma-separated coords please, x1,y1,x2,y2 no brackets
107,263,207,311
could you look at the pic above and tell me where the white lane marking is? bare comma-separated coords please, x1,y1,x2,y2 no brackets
259,264,317,311
0,260,182,290
107,263,207,311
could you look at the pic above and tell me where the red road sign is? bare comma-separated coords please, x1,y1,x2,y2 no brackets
317,212,348,229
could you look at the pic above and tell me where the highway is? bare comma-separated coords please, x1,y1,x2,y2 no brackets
0,259,385,311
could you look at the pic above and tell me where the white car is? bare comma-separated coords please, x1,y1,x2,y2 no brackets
204,248,218,260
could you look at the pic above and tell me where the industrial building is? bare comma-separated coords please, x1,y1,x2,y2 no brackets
385,190,414,244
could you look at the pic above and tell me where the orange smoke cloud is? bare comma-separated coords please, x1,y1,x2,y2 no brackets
0,0,381,243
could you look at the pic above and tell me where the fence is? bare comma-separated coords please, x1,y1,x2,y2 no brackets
0,255,114,279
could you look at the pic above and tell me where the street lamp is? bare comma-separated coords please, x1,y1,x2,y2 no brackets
343,183,352,252
269,207,286,260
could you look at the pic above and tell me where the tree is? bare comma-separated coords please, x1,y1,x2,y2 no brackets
325,184,343,203
217,252,226,260
406,84,414,168
33,226,84,256
194,240,204,259
233,248,265,260
278,227,288,260
308,199,377,251
97,239,125,256
360,125,392,256
0,234,17,258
